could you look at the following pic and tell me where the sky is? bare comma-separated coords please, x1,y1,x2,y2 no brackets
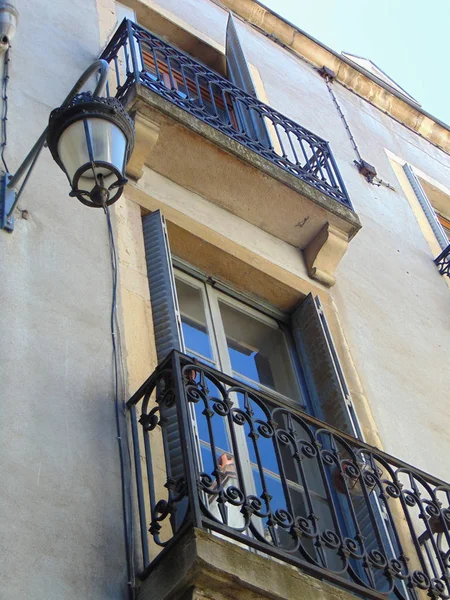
260,0,450,126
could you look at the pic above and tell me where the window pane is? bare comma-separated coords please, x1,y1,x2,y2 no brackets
175,278,214,361
218,300,298,399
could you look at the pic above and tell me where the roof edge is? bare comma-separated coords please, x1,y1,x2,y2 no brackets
217,0,450,155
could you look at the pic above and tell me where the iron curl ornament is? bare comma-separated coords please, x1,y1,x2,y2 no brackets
127,351,450,599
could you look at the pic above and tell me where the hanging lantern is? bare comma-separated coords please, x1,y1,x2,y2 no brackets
46,92,135,208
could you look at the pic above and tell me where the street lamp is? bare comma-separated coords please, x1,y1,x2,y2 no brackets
47,93,134,208
0,59,135,231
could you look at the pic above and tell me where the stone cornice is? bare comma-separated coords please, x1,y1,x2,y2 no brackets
219,0,450,155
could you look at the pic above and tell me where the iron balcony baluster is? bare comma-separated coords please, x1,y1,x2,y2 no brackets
127,351,450,600
434,244,450,277
101,19,353,210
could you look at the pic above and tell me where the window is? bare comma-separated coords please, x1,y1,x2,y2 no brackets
175,270,302,403
174,270,343,556
141,210,393,580
403,164,450,251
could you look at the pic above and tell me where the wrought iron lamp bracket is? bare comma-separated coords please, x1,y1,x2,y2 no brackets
0,172,14,231
0,58,109,232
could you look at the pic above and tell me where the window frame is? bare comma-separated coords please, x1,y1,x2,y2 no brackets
403,163,450,251
174,267,308,411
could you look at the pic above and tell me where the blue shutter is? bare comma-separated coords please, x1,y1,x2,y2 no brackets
403,164,449,251
226,13,270,148
226,13,257,97
291,293,358,436
292,295,393,586
142,211,186,528
142,211,184,361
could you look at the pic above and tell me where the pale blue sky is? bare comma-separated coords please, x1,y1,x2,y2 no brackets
261,0,450,126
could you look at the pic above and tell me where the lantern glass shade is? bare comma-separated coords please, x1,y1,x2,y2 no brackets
47,93,135,207
58,118,127,194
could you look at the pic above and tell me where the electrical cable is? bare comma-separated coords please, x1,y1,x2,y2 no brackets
1,44,10,173
324,75,395,191
104,205,136,600
324,76,363,165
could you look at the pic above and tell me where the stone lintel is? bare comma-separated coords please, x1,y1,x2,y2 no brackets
136,527,361,600
303,223,349,287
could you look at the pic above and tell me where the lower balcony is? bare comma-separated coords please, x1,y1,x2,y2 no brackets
128,351,450,600
102,20,361,286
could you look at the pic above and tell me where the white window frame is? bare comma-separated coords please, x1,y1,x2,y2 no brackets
403,163,449,251
174,268,305,409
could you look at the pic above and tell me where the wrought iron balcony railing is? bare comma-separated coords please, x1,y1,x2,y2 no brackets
435,244,450,277
128,351,450,600
101,20,353,209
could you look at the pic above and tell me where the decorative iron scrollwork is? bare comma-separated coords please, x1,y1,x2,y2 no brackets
101,19,353,210
435,244,450,278
128,351,450,599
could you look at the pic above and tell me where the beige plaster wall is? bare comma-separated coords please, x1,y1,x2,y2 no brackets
0,0,130,597
113,0,450,483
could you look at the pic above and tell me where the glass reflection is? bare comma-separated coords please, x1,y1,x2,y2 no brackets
219,300,298,398
175,278,214,362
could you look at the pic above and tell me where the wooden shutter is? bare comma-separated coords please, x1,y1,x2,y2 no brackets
292,295,392,581
291,293,358,436
403,164,449,251
143,210,184,362
226,13,270,147
226,13,257,97
142,211,186,525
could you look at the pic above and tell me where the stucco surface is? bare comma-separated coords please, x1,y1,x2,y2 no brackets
0,0,128,597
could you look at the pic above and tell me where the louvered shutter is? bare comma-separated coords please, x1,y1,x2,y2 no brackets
403,164,449,250
143,211,183,361
292,294,391,580
291,294,358,436
226,13,270,148
142,211,186,527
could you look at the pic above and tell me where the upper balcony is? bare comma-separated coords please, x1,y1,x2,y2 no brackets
101,20,362,286
128,351,450,600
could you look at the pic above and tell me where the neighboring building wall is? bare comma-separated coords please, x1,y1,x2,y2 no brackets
0,0,128,597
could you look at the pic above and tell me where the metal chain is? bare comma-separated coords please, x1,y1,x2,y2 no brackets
1,45,10,173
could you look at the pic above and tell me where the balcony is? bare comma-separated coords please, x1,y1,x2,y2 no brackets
101,20,362,286
128,351,450,600
435,244,450,277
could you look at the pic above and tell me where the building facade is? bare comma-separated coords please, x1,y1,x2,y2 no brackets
1,0,449,598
